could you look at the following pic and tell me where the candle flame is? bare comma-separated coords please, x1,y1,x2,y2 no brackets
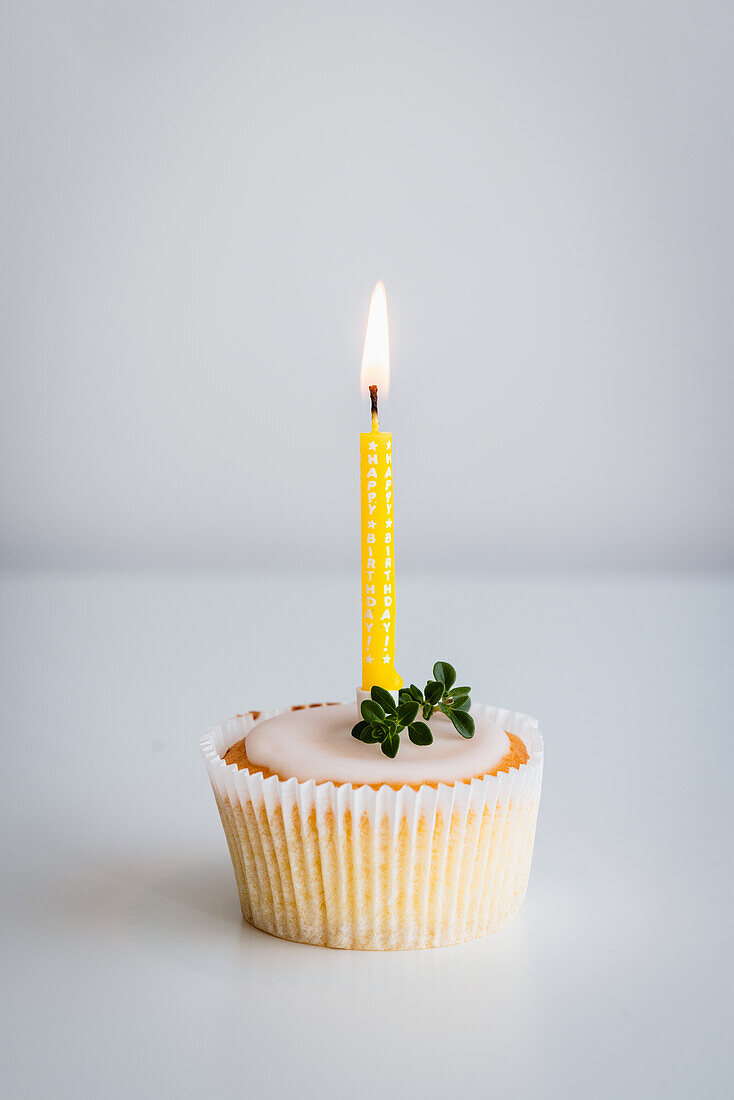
360,281,390,397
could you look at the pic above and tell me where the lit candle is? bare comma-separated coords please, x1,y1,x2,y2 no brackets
360,282,402,692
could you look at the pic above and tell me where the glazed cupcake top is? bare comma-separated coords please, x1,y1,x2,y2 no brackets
244,702,512,786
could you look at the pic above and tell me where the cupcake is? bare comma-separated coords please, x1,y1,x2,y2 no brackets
200,676,543,950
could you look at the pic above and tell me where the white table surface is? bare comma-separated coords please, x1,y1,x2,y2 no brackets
1,570,731,1099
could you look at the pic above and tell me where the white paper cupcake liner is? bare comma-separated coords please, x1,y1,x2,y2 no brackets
200,704,543,950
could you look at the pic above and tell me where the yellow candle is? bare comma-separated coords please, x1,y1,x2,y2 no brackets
360,283,402,692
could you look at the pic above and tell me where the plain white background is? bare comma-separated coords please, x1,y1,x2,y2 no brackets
1,571,732,1099
2,4,733,1098
1,0,732,570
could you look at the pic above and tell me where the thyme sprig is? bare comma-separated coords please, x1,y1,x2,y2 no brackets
351,662,475,758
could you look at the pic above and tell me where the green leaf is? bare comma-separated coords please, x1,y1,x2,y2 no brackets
424,680,443,706
353,661,470,757
447,708,475,739
397,699,419,726
381,730,400,758
433,662,456,690
371,686,397,714
360,724,383,743
361,699,385,722
408,721,433,746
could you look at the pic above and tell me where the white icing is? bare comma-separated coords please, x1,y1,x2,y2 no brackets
244,703,511,785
